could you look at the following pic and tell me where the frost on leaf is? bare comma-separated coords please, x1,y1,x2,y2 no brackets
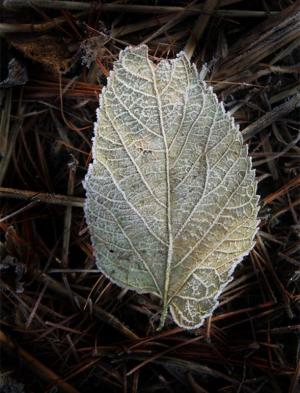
84,45,259,329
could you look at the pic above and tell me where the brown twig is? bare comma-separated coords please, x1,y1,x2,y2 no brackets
0,330,80,393
0,13,85,33
242,93,300,141
0,186,85,208
184,0,220,60
3,0,277,16
262,176,300,205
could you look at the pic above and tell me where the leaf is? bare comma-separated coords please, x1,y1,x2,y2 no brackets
84,45,259,329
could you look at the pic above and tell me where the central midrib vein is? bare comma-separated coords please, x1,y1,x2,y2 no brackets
147,59,173,330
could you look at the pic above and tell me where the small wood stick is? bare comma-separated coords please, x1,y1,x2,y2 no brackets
0,186,84,208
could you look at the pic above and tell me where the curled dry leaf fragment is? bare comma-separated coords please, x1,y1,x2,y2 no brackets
10,35,73,74
84,45,259,330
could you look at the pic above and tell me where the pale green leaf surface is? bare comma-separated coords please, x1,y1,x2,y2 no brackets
84,45,259,329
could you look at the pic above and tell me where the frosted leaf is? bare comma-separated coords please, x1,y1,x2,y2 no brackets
84,45,259,329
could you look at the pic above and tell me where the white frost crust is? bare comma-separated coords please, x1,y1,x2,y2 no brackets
83,44,260,330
